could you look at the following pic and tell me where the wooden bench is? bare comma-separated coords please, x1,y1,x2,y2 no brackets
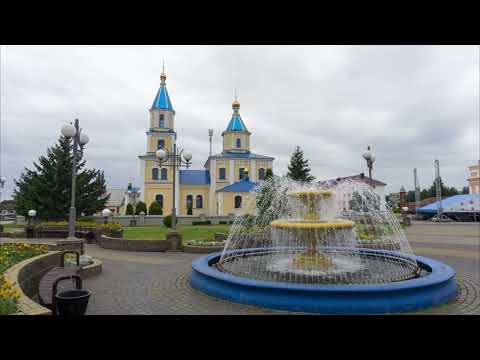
38,251,83,315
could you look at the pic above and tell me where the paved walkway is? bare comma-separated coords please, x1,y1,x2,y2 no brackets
2,221,479,315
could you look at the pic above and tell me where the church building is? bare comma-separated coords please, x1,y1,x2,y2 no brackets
138,70,274,216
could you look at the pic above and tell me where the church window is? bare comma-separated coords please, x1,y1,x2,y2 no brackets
152,168,159,180
159,114,165,128
236,138,241,148
157,139,165,149
219,168,226,180
258,168,265,180
235,195,242,209
196,195,203,209
239,168,245,180
155,194,164,208
161,168,168,181
186,195,193,215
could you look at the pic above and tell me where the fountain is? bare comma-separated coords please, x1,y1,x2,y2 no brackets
191,177,458,314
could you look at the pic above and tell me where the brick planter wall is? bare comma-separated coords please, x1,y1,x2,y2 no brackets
3,246,103,315
98,235,170,252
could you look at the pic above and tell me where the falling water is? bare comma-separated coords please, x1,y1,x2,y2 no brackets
217,177,420,285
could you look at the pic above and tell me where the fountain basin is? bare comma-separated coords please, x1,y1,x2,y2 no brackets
190,249,457,314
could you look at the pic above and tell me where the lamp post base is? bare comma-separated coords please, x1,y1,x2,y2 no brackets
166,230,183,252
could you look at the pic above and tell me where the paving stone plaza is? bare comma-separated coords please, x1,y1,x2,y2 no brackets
1,221,479,315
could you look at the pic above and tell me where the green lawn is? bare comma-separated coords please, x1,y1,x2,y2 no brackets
123,224,231,242
1,223,25,233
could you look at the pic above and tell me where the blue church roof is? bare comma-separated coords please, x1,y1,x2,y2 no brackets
151,83,174,111
216,180,257,193
179,170,210,185
225,114,248,132
417,194,480,213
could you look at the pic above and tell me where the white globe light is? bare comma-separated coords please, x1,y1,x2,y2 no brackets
79,133,89,145
370,152,376,162
362,150,372,161
28,209,37,217
402,207,409,212
101,208,112,217
61,124,76,138
183,150,192,161
156,149,167,160
0,176,6,183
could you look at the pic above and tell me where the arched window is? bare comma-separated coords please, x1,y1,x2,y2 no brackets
258,168,265,180
186,195,193,215
161,168,168,181
236,138,241,148
157,139,165,149
159,114,165,128
196,195,203,209
155,194,163,208
234,195,242,209
152,168,159,180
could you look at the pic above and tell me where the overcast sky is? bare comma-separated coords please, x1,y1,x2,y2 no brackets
0,45,478,200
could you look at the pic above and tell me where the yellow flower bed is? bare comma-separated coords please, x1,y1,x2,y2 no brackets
0,243,49,315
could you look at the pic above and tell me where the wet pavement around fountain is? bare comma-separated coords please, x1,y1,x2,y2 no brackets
1,221,479,315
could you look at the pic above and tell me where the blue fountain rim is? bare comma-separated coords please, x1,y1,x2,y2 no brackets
192,248,455,293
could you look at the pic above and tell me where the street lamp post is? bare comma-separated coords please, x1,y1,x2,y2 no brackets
362,145,376,188
61,119,89,240
155,143,192,231
0,177,5,222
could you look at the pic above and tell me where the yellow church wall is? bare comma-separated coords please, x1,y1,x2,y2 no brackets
234,160,251,181
219,192,256,216
215,159,230,184
179,186,210,216
143,184,173,215
223,132,250,152
144,160,173,182
148,135,173,153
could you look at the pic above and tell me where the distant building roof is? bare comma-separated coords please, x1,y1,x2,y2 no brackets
105,189,126,207
179,170,210,185
216,179,257,193
417,194,480,213
319,173,387,187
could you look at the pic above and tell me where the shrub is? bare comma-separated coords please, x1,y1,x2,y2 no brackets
35,221,122,231
125,203,134,215
78,216,95,222
148,202,163,215
219,221,227,224
192,220,211,226
135,201,147,215
163,214,178,228
393,208,401,214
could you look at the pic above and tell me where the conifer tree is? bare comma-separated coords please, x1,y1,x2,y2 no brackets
286,146,315,183
125,203,134,215
13,135,108,219
135,201,147,215
148,201,163,215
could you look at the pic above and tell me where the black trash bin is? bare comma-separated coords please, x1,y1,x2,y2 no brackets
55,289,92,316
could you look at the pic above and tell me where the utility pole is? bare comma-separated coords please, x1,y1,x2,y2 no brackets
208,129,213,157
413,168,420,213
433,159,450,222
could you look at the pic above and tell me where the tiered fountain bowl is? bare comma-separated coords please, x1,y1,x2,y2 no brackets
191,182,457,314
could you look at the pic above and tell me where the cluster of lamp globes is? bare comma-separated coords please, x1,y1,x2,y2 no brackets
60,123,90,146
362,146,376,163
155,148,192,162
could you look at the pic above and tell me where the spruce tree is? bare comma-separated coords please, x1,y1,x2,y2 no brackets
265,168,274,180
13,135,109,219
286,146,315,183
